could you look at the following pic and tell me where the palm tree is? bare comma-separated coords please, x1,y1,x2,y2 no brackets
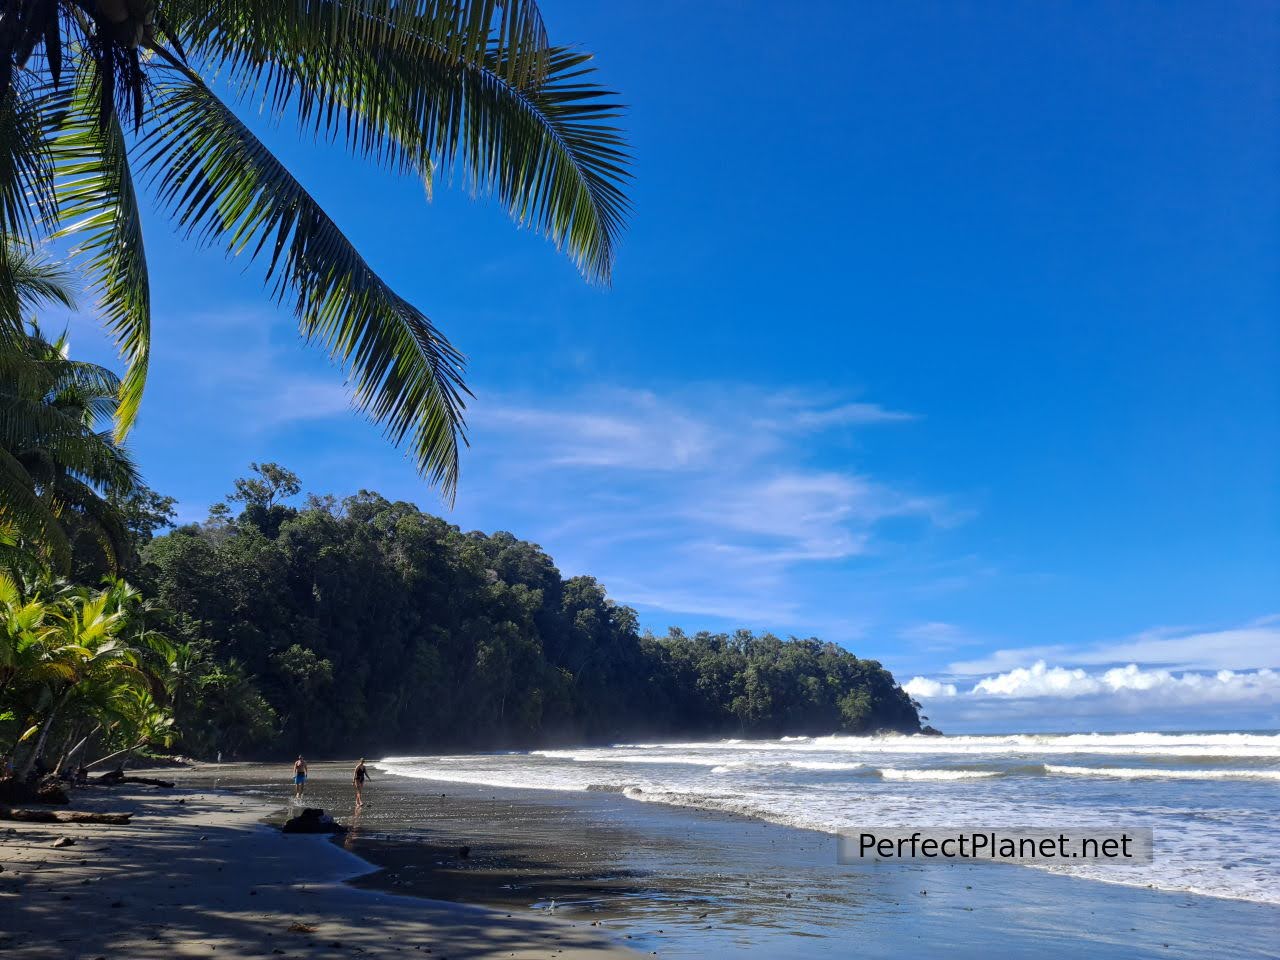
5,576,172,775
0,1,630,496
0,571,59,707
1,313,138,574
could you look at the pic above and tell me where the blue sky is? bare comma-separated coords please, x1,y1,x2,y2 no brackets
55,1,1278,732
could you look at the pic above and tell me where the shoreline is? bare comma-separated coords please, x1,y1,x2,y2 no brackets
194,761,1279,960
6,761,1278,959
0,776,637,959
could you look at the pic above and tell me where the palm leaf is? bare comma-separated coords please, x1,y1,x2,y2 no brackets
0,444,70,572
50,471,132,571
140,73,468,495
0,73,63,246
190,6,629,282
0,240,76,335
52,62,151,439
174,0,550,91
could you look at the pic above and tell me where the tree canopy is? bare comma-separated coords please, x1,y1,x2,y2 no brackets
134,465,922,757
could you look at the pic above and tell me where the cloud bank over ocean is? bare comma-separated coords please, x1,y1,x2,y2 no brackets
904,618,1280,732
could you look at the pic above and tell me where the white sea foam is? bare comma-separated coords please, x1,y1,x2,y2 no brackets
877,768,1001,781
1044,764,1280,781
378,731,1280,906
615,732,1280,758
709,760,865,774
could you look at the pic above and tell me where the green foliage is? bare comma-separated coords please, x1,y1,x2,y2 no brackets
0,317,138,577
0,574,178,775
137,468,921,758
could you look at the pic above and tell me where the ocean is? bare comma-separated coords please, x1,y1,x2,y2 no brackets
378,731,1280,907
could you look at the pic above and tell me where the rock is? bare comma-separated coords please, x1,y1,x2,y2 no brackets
282,808,346,834
457,846,471,859
52,837,75,848
920,725,944,737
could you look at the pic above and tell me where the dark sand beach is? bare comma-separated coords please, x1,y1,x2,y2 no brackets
172,761,1279,959
0,772,633,960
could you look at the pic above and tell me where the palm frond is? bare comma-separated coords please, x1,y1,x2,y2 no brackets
0,240,76,334
0,444,70,572
141,74,468,495
191,6,629,282
53,62,151,439
0,73,64,246
175,0,549,91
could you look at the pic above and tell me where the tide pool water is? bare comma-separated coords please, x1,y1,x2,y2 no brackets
379,731,1280,905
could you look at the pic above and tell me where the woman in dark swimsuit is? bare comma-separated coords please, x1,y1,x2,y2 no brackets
353,758,371,806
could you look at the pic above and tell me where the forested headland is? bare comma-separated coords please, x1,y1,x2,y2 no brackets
134,464,923,758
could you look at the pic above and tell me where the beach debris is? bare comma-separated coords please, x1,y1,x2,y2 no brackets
90,766,175,789
1,806,132,825
282,808,347,834
51,837,75,848
286,922,317,934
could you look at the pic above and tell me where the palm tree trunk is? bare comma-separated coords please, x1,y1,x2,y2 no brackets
55,724,102,775
85,737,149,771
19,686,71,777
51,724,80,775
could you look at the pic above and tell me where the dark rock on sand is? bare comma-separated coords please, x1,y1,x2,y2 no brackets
282,808,347,834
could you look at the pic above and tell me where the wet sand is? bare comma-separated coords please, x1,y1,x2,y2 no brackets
183,761,1280,960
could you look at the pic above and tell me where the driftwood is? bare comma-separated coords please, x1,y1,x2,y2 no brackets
119,776,174,788
0,805,132,825
91,767,174,789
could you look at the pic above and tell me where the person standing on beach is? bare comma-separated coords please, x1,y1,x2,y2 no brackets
293,756,308,799
353,758,371,806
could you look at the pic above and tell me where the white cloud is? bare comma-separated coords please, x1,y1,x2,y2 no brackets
461,384,948,627
948,645,1071,675
947,617,1280,676
788,402,917,428
903,615,1280,730
476,393,716,470
971,661,1093,697
904,676,958,698
1068,618,1280,671
967,661,1280,704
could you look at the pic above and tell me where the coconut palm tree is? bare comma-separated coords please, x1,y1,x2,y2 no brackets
1,314,138,574
0,0,630,496
0,571,59,706
5,576,173,775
